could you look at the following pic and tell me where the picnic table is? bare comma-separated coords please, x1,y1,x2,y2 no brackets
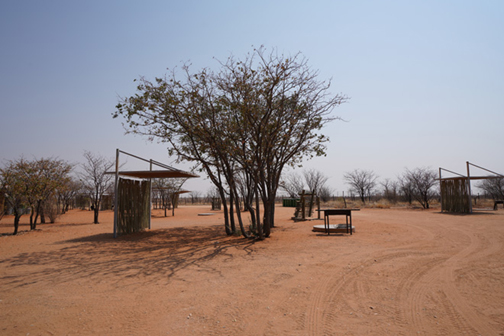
313,208,360,235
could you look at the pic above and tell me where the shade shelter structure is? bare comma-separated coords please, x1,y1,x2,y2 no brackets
109,149,198,238
438,162,503,213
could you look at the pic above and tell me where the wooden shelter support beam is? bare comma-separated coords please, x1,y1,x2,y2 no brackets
439,167,443,211
149,159,152,230
467,161,473,213
113,148,120,238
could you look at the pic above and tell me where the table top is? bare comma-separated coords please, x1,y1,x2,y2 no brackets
318,208,360,212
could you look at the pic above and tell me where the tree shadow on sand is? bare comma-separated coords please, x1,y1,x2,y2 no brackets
0,225,256,289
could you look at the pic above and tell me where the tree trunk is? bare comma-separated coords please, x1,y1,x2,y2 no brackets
13,212,21,235
93,208,99,223
261,199,275,238
40,203,46,224
218,188,232,235
255,188,263,240
93,201,100,224
33,200,42,230
231,186,250,238
29,206,35,228
229,190,235,231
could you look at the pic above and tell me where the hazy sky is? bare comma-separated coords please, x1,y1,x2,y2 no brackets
1,0,503,194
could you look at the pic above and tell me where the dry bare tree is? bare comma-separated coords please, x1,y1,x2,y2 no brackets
343,169,378,203
189,191,201,204
478,177,504,200
80,151,115,224
398,173,414,204
153,177,187,216
303,169,329,196
381,178,399,203
404,167,438,209
0,192,5,222
280,172,305,198
57,177,81,214
318,185,334,202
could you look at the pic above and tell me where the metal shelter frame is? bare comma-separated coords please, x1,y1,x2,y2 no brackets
438,161,503,213
110,149,198,237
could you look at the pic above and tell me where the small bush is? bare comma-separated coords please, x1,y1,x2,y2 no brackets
43,199,60,224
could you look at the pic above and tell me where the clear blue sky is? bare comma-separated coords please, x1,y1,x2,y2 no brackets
1,0,503,194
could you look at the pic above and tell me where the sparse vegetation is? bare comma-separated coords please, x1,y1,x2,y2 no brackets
79,151,115,224
0,157,73,234
343,169,378,204
114,47,347,238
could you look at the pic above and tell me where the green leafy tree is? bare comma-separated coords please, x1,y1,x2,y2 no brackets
114,47,347,238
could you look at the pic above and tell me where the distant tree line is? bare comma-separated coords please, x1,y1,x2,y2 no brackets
0,157,74,234
281,166,503,210
0,151,119,235
343,167,439,209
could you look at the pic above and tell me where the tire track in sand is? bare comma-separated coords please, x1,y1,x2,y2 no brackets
401,223,499,335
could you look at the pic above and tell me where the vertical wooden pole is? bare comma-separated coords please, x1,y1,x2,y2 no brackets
317,196,321,219
308,191,315,217
113,149,119,238
439,168,443,212
301,190,306,220
149,159,153,230
466,161,473,214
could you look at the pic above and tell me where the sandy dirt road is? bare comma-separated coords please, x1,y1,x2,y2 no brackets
1,206,503,335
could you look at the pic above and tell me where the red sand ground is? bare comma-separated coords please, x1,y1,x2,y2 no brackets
1,205,503,335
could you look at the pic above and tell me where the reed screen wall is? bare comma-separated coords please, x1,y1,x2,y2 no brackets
117,177,151,235
441,178,470,213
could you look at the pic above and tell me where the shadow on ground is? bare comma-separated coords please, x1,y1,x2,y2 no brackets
0,225,256,289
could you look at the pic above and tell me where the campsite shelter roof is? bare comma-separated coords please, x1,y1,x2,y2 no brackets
111,170,198,179
106,149,199,180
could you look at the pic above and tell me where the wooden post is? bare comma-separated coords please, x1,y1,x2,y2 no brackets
308,191,315,218
149,159,153,229
466,161,473,213
439,167,443,212
113,149,119,238
301,190,306,220
317,196,321,219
